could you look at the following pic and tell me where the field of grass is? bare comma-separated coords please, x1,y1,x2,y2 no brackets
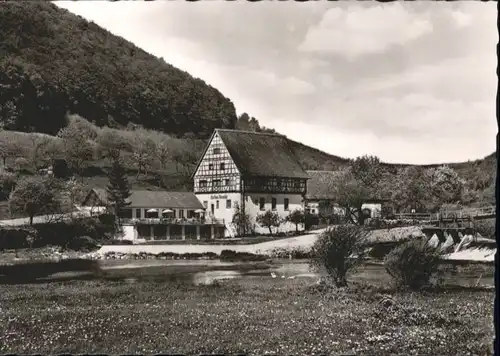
0,264,494,355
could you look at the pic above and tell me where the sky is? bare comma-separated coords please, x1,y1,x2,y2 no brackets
55,1,497,165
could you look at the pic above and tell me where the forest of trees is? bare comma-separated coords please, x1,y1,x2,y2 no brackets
0,2,237,137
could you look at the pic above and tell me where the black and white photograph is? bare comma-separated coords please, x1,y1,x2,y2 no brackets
0,1,497,355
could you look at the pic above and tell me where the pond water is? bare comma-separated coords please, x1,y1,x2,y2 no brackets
102,259,236,270
100,259,494,287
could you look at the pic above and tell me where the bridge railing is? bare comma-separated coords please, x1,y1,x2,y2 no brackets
393,205,495,222
393,213,434,221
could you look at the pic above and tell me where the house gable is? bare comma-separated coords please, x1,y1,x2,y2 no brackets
81,188,106,207
193,131,241,193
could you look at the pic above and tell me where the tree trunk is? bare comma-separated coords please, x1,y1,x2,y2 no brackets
357,207,365,226
335,276,348,288
296,223,298,233
268,226,272,235
29,215,33,225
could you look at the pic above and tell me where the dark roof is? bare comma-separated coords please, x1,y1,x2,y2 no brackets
305,170,390,202
215,129,309,179
305,170,342,200
91,188,204,209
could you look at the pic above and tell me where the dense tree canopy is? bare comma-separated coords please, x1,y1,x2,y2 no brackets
0,2,237,137
9,176,61,225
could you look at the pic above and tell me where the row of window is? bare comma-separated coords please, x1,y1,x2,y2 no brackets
201,197,291,212
207,162,226,171
260,197,289,211
203,200,232,210
199,178,235,188
119,208,192,219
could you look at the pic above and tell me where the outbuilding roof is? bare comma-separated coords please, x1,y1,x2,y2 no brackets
86,188,204,209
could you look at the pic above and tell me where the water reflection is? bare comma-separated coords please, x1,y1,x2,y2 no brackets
102,259,235,270
100,259,494,287
192,270,242,285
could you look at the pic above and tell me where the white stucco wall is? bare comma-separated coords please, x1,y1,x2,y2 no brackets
195,192,242,237
246,193,305,234
120,224,137,241
361,203,382,218
196,192,306,236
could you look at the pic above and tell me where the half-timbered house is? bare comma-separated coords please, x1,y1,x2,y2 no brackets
192,129,310,236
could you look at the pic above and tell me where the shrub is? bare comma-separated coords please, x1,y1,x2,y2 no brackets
67,236,99,251
309,225,369,287
101,239,133,245
473,219,495,239
52,159,70,179
31,217,117,248
0,227,35,250
268,247,311,259
384,238,442,290
304,213,319,230
220,249,268,262
285,209,305,233
256,210,281,235
66,114,99,141
0,172,17,200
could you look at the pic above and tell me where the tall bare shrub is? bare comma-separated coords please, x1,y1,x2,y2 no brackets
310,225,368,287
384,238,441,290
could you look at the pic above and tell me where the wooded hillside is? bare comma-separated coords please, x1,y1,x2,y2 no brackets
0,2,237,137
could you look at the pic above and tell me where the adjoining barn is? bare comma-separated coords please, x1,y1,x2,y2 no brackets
305,170,387,220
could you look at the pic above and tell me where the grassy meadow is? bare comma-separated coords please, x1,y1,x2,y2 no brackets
0,262,494,355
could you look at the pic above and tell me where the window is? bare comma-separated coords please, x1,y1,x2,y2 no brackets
225,178,231,186
226,200,231,209
213,147,221,155
203,201,208,209
277,179,282,187
259,197,265,211
179,209,184,218
213,180,221,188
209,164,214,170
272,198,277,211
119,208,133,219
199,180,207,188
220,163,225,171
216,200,219,209
284,198,289,211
